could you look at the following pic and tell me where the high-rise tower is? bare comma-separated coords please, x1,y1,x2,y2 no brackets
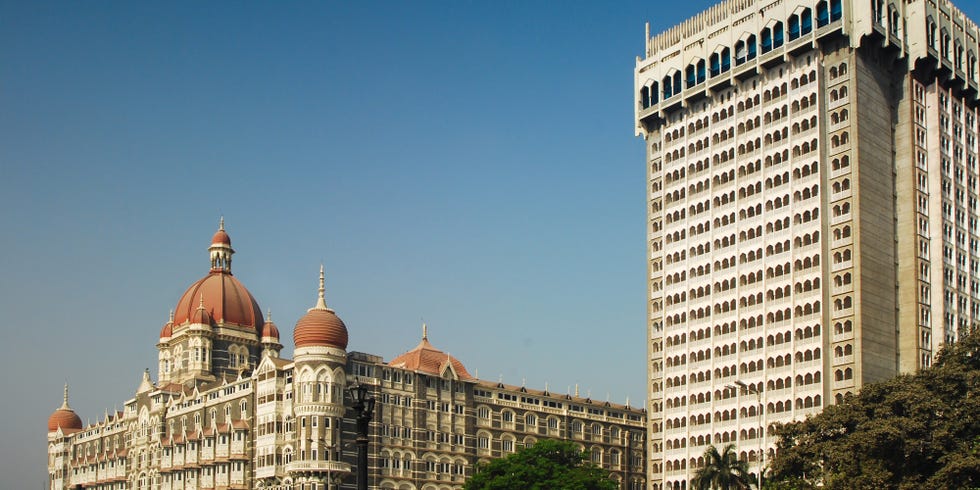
635,1,980,488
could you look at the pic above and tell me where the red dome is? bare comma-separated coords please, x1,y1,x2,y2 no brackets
211,229,231,246
173,272,263,332
262,320,280,340
48,408,83,433
189,303,213,325
159,321,173,339
294,308,348,349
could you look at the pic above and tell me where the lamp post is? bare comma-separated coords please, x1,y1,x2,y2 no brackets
730,380,764,488
348,380,375,490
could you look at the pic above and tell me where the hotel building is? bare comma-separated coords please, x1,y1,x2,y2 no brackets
635,0,980,488
46,224,647,490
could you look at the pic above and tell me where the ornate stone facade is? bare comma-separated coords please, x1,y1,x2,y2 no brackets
46,223,647,490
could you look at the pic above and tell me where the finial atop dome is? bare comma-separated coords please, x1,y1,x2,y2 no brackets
267,309,272,322
422,322,428,340
169,309,175,323
62,383,71,410
219,216,225,231
199,294,205,309
311,264,331,311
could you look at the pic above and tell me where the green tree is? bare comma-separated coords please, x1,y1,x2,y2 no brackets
463,439,618,490
766,328,980,489
691,443,755,490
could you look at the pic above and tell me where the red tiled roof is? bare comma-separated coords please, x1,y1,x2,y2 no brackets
389,337,471,380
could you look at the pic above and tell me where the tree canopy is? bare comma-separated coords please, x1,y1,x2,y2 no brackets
463,439,618,490
766,328,980,489
692,443,755,490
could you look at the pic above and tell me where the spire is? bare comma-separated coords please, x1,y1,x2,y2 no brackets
199,293,205,310
422,322,428,340
169,309,175,323
311,264,330,311
61,383,71,410
219,216,224,231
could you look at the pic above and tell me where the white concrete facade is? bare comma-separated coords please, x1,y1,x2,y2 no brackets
636,1,980,488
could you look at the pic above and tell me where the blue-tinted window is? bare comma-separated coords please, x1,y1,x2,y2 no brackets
761,29,773,53
710,54,721,77
830,0,842,22
721,48,731,71
686,65,696,88
789,16,800,40
774,23,784,48
747,36,757,60
817,2,829,26
697,60,706,83
801,9,813,34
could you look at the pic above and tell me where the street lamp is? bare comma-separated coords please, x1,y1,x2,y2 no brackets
729,380,765,488
348,380,375,490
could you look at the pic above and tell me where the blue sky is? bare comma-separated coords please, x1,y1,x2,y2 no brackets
5,1,980,488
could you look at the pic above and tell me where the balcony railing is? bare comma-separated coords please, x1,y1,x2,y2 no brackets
285,460,352,474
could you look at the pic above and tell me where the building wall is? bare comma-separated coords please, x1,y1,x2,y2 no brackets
48,351,646,490
636,1,980,488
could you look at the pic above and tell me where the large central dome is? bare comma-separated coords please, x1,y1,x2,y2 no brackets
169,220,263,333
173,273,264,331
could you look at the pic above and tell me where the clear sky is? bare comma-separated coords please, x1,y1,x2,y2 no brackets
5,1,980,488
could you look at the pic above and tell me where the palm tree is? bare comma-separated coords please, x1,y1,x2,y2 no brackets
691,444,756,490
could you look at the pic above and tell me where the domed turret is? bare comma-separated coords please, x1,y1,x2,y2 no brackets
294,265,348,350
261,311,283,358
211,217,231,247
261,312,280,341
47,384,83,433
189,294,213,326
159,310,175,341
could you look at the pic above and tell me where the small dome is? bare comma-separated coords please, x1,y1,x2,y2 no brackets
159,310,175,340
48,385,83,433
212,229,231,246
293,266,348,350
190,301,213,326
295,308,348,349
211,216,231,246
48,409,83,433
262,319,280,340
